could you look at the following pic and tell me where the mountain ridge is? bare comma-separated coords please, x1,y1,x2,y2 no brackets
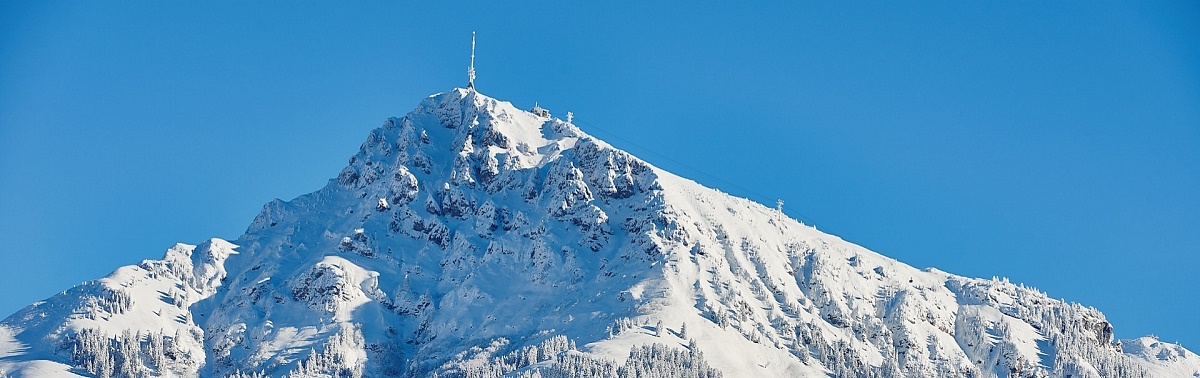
1,88,1195,378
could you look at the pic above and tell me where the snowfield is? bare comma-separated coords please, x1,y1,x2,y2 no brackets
2,89,1196,378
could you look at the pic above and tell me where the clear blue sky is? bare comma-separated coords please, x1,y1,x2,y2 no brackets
2,2,1197,348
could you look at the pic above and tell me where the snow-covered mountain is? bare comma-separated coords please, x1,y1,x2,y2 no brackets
1,89,1196,378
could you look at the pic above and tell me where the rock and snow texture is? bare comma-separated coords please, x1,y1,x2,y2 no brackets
0,88,1194,377
1122,336,1200,377
0,239,235,377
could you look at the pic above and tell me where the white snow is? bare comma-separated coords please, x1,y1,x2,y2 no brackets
1123,336,1200,377
0,88,1192,378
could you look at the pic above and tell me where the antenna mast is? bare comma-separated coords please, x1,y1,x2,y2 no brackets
467,32,476,90
776,199,784,222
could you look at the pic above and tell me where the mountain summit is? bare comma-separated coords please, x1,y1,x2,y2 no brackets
1,89,1195,377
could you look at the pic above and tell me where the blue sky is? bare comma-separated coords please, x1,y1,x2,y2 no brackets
2,2,1198,348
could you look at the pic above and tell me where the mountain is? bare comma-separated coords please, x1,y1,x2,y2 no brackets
1,89,1195,378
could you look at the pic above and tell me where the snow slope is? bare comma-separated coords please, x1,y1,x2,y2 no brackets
1122,336,1200,377
1,88,1193,377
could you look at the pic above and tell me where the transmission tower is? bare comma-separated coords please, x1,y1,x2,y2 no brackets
467,32,477,90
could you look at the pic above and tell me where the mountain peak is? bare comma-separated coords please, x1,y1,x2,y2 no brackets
412,88,582,164
1,89,1194,378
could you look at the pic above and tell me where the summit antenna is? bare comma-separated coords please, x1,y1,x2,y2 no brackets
776,199,784,221
467,32,477,90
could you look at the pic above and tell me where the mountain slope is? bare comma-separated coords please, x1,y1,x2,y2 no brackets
1,89,1195,378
